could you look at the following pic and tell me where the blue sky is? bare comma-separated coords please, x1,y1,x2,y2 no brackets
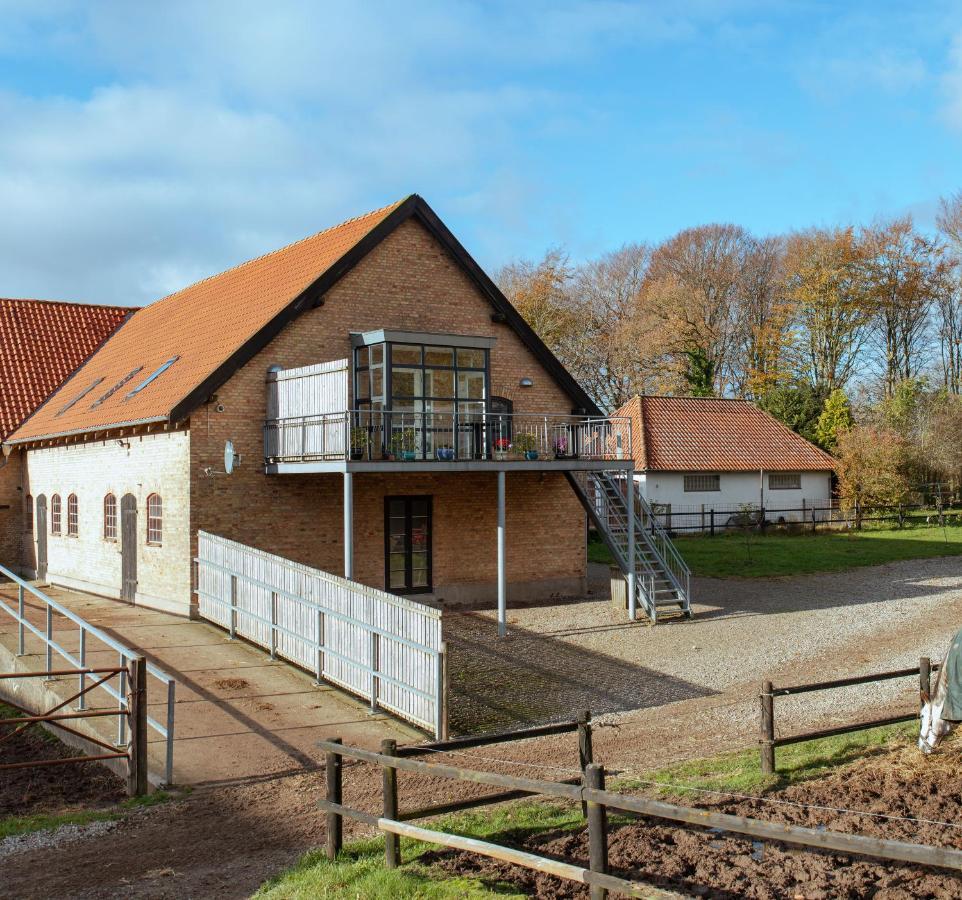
1,1,961,306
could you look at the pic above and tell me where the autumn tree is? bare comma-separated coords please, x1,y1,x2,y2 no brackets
835,426,911,527
862,216,945,397
783,227,872,393
936,192,962,394
814,388,853,451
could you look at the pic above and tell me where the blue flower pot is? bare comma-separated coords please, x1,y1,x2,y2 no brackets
525,450,539,460
436,448,455,461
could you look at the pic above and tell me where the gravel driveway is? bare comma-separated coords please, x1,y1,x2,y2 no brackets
445,556,962,744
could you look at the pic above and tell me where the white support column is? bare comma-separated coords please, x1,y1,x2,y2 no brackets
497,470,506,638
343,472,354,580
626,474,636,621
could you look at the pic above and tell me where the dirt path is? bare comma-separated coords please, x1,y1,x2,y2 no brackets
5,556,962,898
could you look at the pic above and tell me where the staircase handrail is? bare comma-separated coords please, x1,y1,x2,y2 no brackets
630,482,691,601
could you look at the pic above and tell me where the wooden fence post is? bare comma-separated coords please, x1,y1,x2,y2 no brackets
439,641,449,741
920,657,932,705
760,680,775,776
126,656,148,798
326,737,343,860
585,763,608,900
269,591,279,660
229,574,237,640
382,739,400,868
578,709,593,818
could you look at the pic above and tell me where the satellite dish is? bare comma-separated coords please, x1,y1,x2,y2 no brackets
224,440,237,475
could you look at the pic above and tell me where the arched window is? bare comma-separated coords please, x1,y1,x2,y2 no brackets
67,494,79,537
146,494,162,545
103,494,117,540
24,495,33,533
51,494,62,535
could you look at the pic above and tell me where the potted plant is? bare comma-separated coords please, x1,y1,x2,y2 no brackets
436,444,455,461
514,432,539,460
350,427,369,461
391,428,418,461
494,437,510,461
552,434,569,459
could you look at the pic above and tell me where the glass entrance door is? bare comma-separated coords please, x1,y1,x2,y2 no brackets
385,496,432,593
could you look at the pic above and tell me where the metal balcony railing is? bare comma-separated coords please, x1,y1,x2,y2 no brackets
265,410,631,465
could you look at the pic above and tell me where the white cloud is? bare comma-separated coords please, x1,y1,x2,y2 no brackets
941,31,962,130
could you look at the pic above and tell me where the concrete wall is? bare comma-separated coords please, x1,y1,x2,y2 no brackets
190,217,588,608
0,449,22,569
637,470,833,528
23,431,191,614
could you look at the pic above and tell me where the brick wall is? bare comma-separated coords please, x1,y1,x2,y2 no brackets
23,431,191,613
0,449,22,569
190,217,588,607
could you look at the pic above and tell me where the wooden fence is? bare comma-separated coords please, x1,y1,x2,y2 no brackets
759,658,936,774
319,727,962,899
195,532,446,737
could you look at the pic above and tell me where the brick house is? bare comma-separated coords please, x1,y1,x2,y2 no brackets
615,395,835,529
5,196,652,619
0,298,132,570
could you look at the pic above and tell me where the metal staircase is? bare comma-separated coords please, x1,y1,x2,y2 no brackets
567,469,691,623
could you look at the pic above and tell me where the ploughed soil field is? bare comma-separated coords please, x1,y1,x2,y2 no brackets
424,744,962,898
0,703,126,820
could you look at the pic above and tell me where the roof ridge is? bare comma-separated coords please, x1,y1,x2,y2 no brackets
145,196,411,309
0,297,135,313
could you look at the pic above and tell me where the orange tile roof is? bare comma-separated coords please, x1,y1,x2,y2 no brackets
8,198,406,443
614,395,835,472
0,299,132,440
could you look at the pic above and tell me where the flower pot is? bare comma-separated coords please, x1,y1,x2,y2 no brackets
402,450,417,462
524,450,539,461
350,450,364,461
494,450,507,461
436,448,455,461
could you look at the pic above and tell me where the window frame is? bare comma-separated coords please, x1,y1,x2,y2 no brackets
103,493,118,541
67,493,79,537
383,495,433,594
146,493,163,546
769,472,802,491
51,494,62,535
24,495,33,533
683,473,721,493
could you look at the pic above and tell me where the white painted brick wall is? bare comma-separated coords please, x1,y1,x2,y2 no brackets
23,431,191,614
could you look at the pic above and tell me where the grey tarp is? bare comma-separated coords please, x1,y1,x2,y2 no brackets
938,627,962,722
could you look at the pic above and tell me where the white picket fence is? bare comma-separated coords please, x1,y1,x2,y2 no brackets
195,532,446,736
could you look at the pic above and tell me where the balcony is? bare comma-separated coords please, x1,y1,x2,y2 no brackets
263,409,633,474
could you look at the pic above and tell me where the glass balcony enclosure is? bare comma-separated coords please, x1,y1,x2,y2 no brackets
354,337,490,460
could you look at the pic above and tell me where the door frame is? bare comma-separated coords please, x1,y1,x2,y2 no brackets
120,493,138,603
384,495,433,594
35,494,47,581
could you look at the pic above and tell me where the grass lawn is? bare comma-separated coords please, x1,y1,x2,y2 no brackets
0,792,170,840
255,723,917,899
589,524,962,579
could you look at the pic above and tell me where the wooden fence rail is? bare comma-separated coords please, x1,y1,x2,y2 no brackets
760,658,936,774
318,732,962,899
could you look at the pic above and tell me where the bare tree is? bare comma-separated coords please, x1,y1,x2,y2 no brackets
862,216,945,397
936,192,962,394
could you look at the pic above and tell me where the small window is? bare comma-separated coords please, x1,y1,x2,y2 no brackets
684,473,720,492
24,495,33,533
56,377,105,417
769,472,801,491
51,494,62,535
67,494,79,536
104,494,118,540
125,357,179,400
147,494,162,545
91,367,143,408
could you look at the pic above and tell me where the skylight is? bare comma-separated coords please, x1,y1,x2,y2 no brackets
55,377,105,418
124,357,179,401
91,367,144,409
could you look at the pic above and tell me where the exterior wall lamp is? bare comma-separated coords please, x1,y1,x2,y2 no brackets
519,377,533,388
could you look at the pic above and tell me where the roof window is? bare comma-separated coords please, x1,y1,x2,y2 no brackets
91,367,144,408
125,357,180,400
55,377,105,417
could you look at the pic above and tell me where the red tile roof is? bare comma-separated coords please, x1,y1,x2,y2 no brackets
8,199,406,443
0,299,133,440
614,395,835,472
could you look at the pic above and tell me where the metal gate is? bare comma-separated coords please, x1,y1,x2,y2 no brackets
35,495,47,580
120,494,137,602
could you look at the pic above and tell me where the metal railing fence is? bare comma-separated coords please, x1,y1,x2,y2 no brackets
630,481,691,606
264,409,631,465
195,532,447,737
0,563,175,785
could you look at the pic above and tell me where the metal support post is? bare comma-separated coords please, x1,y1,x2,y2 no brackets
343,472,354,579
626,477,636,621
497,470,506,638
